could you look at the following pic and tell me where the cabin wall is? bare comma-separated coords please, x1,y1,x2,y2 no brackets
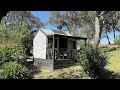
33,30,47,59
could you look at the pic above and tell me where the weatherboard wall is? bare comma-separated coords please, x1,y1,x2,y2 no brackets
33,30,47,59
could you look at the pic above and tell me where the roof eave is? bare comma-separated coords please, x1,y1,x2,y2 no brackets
47,34,87,40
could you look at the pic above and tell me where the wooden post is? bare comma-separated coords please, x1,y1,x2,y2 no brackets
53,35,55,61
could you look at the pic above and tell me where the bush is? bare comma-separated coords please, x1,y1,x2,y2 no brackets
79,47,108,79
21,30,33,56
0,45,26,65
0,61,30,79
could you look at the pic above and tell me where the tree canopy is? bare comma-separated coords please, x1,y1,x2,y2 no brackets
47,11,120,48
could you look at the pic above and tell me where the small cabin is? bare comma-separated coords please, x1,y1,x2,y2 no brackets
33,28,87,70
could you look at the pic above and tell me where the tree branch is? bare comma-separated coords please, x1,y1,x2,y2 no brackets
99,11,105,16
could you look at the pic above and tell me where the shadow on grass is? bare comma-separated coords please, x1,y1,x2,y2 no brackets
96,69,120,79
26,63,41,79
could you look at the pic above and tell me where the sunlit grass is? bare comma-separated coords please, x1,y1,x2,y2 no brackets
34,65,90,79
106,48,120,73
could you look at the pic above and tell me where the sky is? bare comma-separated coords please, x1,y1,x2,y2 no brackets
32,11,119,44
32,11,57,30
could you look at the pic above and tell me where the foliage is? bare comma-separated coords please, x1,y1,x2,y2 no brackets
80,24,94,41
0,45,26,65
0,24,29,64
0,19,34,56
0,11,44,57
47,11,94,34
48,11,120,48
77,40,86,51
114,35,120,44
20,29,33,56
79,46,108,79
3,11,44,31
0,61,30,79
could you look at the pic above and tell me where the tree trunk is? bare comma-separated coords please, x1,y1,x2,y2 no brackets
106,32,111,45
113,30,116,42
94,16,102,48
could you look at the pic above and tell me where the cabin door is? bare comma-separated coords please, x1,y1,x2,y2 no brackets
59,37,68,50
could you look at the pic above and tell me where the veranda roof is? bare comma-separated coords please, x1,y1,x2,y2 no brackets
40,28,87,40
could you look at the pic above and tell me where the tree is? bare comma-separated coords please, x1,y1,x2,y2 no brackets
80,24,94,44
3,11,44,31
47,11,83,34
101,11,120,44
48,11,120,48
0,11,44,57
21,30,34,56
47,11,98,47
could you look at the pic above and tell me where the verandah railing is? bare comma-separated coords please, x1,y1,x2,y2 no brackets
46,49,80,61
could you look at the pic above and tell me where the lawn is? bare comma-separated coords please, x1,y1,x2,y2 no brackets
106,48,120,73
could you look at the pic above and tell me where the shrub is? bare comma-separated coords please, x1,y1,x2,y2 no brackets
0,45,26,65
79,47,108,79
21,30,33,56
0,61,30,79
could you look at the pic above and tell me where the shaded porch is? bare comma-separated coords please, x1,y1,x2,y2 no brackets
46,34,87,61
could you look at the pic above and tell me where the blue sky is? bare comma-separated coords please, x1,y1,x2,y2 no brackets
32,11,57,30
32,11,119,44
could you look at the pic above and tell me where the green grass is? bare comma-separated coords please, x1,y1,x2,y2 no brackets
106,48,120,73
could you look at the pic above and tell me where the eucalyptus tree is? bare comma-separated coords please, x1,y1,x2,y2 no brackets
0,11,44,56
3,11,44,31
47,11,120,48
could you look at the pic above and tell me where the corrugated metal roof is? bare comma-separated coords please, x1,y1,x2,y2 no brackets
40,28,54,35
39,28,87,40
40,28,73,36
